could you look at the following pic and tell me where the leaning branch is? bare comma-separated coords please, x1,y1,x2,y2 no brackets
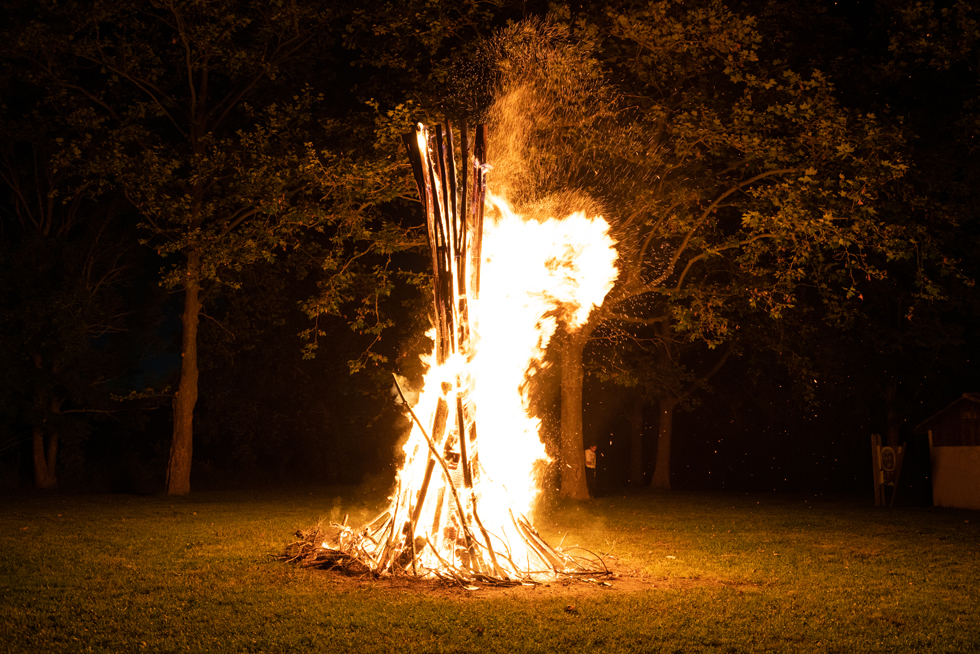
674,232,778,291
665,168,798,280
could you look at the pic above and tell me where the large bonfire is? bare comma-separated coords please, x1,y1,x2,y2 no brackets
286,20,620,586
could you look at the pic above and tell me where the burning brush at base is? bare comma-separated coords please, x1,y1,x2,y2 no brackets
283,120,618,587
282,499,612,588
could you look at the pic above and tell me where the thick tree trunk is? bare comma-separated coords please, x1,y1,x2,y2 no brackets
166,249,202,495
32,425,58,490
559,331,589,499
650,396,677,490
628,385,646,486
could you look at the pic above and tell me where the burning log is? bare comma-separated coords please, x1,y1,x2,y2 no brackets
285,121,612,587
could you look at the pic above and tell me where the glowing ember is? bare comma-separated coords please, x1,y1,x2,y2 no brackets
314,121,617,584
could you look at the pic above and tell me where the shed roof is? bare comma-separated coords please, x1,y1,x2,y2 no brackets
914,393,980,434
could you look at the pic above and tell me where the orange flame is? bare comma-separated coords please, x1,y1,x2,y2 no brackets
386,191,618,576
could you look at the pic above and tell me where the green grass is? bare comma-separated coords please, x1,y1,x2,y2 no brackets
1,487,977,653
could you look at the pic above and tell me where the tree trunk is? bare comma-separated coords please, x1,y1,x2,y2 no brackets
166,248,202,495
32,424,58,490
559,330,589,499
650,396,677,490
628,385,646,486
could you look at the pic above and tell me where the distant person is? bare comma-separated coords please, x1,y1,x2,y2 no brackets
585,444,597,497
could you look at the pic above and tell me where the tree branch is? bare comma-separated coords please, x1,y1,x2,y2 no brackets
208,26,320,132
666,167,798,280
81,22,188,139
674,232,778,291
218,207,259,238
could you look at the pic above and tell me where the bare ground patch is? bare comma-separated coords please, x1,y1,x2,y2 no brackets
297,561,760,601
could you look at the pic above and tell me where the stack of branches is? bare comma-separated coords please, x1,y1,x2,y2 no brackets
284,121,610,587
283,510,610,587
280,518,372,575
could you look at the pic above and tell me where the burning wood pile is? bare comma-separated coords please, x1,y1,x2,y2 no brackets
284,121,617,587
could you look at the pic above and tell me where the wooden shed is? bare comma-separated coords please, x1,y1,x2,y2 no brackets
914,393,980,510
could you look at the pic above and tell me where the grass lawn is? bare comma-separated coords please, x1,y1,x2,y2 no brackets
1,486,977,653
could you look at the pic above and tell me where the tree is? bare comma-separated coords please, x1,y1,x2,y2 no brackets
0,95,135,489
8,0,416,494
845,0,980,445
544,1,947,496
591,324,733,487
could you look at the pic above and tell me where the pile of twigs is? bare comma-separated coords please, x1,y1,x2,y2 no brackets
280,519,370,574
282,514,611,587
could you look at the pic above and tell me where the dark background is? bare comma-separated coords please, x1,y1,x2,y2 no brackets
1,0,976,500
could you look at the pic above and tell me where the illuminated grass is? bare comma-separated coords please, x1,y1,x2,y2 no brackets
0,488,977,653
